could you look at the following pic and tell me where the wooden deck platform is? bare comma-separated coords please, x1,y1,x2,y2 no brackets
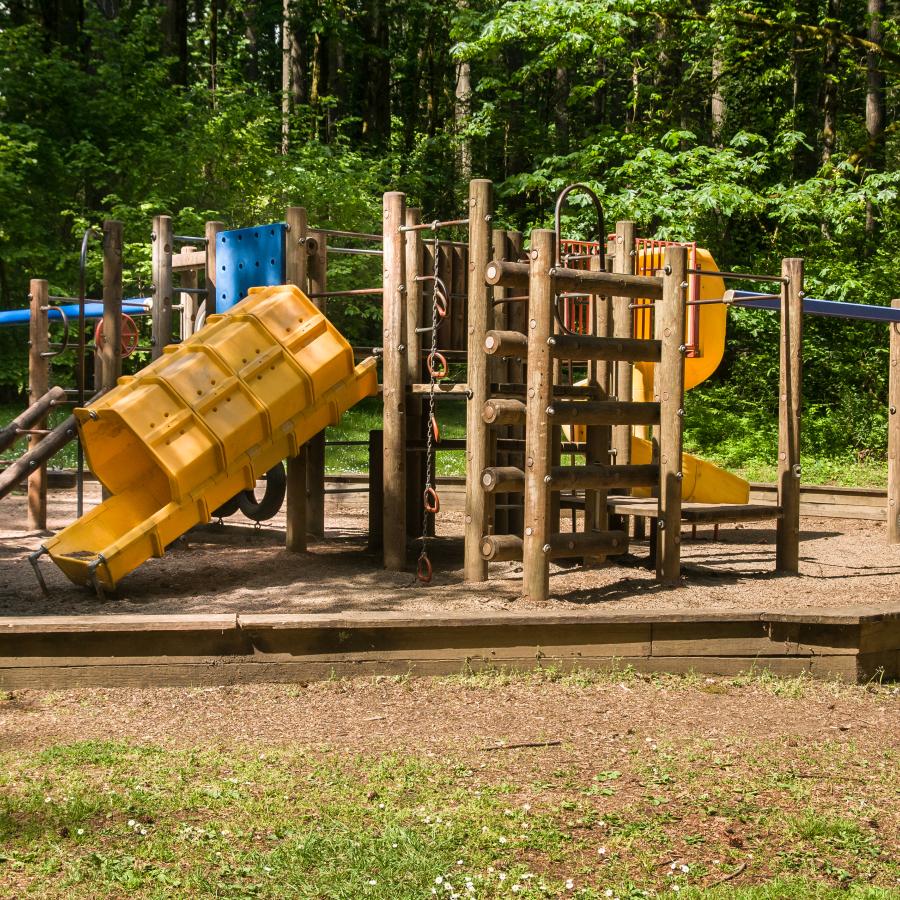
1,606,897,688
607,496,783,524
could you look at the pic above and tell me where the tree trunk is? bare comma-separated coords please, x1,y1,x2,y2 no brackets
455,59,472,180
865,0,885,236
244,0,258,82
711,43,725,144
821,0,840,164
209,0,218,99
281,0,291,153
554,65,569,153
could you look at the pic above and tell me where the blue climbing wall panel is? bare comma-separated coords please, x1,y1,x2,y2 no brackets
215,223,286,313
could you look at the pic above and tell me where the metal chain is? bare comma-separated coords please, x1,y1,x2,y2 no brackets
418,236,443,581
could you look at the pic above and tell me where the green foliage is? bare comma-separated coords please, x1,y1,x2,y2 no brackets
0,0,896,467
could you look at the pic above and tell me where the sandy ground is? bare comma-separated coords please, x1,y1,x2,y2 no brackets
0,483,898,616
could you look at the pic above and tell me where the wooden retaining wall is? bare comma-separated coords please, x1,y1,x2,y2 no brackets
0,607,896,688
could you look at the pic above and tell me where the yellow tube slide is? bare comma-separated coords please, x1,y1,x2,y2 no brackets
44,285,378,589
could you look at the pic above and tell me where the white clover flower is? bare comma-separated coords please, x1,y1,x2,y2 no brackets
498,836,507,844
604,891,614,898
598,846,606,855
436,876,444,885
522,803,531,812
511,885,521,894
44,797,52,804
680,864,689,874
127,819,136,827
76,828,84,836
368,880,377,886
565,878,574,890
673,885,680,893
498,873,506,881
457,860,464,866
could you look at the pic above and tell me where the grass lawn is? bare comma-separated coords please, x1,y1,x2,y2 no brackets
0,669,897,899
0,398,889,486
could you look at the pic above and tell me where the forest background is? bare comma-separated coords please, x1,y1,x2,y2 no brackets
0,0,897,479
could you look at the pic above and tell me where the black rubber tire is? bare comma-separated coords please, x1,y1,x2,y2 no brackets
238,462,287,522
212,494,241,519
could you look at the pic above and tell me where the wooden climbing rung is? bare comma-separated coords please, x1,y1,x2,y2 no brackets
607,497,784,524
543,530,629,559
484,330,528,358
547,400,660,426
481,464,659,493
547,334,662,363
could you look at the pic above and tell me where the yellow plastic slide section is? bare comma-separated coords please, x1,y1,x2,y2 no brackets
629,436,749,504
44,284,378,589
632,247,727,403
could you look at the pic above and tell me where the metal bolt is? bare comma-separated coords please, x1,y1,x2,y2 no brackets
664,265,672,275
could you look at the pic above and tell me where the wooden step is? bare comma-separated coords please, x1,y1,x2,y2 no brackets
607,497,784,525
548,400,660,426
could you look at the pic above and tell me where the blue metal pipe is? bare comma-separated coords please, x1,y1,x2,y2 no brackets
0,302,150,327
728,290,900,324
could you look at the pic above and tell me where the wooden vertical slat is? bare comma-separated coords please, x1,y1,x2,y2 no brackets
368,429,384,552
405,208,424,540
505,230,526,536
656,245,687,584
888,300,900,544
611,220,635,466
178,247,199,340
27,279,49,532
204,220,226,315
463,179,494,582
776,258,804,572
584,251,610,556
452,242,466,352
100,220,123,392
382,191,407,570
151,215,173,359
307,229,327,538
491,229,509,537
285,206,309,553
522,228,555,602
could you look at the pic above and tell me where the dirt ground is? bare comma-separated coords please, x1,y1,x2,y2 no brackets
1,483,898,616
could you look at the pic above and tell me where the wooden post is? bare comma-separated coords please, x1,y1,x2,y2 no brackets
307,228,327,538
522,229,555,602
505,230,526,537
611,220,635,466
463,179,494,582
405,208,424,540
776,258,803,572
100,220,123,392
205,220,226,314
889,300,900,544
656,245,687,584
178,247,199,340
151,215,173,359
368,429,384,552
382,191,407,570
27,279,49,531
285,206,309,552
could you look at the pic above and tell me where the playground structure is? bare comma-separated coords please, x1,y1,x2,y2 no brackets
1,180,899,603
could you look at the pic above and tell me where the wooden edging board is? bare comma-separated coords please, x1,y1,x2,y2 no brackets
0,606,896,689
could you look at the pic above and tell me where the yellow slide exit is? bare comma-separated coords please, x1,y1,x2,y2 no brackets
44,285,378,589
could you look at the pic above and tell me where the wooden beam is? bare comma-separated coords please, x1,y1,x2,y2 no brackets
285,206,309,553
27,279,49,531
367,429,384,552
547,334,661,363
204,221,226,314
482,399,526,426
151,215,173,359
611,221,636,469
482,464,659,494
485,257,662,299
0,386,65,455
481,466,524,493
178,247,200,340
522,229,555,602
776,258,803,571
889,299,900,544
491,228,511,537
505,232,526,538
382,192,407,570
547,400,660,426
544,530,629,559
463,179,494,582
656,245,687,584
172,249,206,272
484,329,528,359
